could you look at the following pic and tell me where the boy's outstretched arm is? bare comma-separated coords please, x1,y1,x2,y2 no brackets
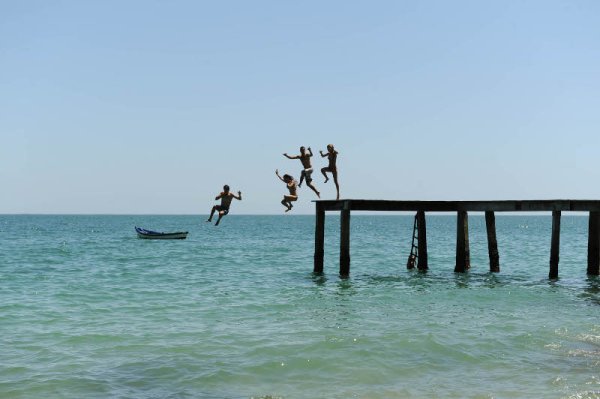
234,191,242,200
275,169,285,182
283,153,299,159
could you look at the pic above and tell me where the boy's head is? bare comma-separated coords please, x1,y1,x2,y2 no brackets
327,144,334,152
300,146,306,153
283,174,293,182
223,185,230,192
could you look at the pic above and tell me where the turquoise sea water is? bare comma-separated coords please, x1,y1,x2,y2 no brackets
1,214,599,399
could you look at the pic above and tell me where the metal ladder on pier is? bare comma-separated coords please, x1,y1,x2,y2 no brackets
407,213,418,269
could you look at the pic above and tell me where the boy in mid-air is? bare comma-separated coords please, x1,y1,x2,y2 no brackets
283,146,320,198
275,169,298,212
320,144,340,200
207,185,242,226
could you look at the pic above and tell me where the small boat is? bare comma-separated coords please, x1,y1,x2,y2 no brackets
135,226,188,240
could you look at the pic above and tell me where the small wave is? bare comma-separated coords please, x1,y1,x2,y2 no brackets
564,391,600,399
576,334,600,345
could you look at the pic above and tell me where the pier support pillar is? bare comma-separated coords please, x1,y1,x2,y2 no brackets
588,211,600,276
455,211,470,273
340,204,351,277
314,203,325,274
485,211,500,273
549,210,561,279
416,211,428,271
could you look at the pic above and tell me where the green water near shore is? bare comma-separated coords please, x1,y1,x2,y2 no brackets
1,215,599,398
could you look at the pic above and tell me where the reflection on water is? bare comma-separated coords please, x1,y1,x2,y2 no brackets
335,279,355,296
310,272,327,286
453,273,470,289
581,276,600,306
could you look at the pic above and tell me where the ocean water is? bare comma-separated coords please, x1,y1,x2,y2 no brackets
1,214,599,399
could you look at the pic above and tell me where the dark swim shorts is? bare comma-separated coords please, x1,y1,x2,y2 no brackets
216,206,229,215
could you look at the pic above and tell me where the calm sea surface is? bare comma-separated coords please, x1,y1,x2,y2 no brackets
1,215,599,398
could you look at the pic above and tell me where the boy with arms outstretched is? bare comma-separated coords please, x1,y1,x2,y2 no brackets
283,146,320,198
207,185,242,226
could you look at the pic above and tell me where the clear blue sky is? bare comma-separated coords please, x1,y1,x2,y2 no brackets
2,0,599,214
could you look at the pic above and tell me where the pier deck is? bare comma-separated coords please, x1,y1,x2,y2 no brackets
313,199,600,279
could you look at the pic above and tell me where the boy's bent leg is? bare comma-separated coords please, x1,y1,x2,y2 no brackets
321,167,329,183
215,209,229,226
207,206,217,222
285,195,296,211
281,198,292,212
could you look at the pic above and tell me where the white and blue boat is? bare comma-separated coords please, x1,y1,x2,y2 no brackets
135,226,188,240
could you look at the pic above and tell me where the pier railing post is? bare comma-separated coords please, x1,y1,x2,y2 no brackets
416,211,428,271
485,211,500,272
314,202,325,274
340,201,351,277
588,211,600,276
549,210,561,279
455,211,470,273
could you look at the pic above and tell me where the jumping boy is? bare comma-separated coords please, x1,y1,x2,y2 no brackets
320,144,340,200
283,146,320,198
207,185,242,226
275,169,297,212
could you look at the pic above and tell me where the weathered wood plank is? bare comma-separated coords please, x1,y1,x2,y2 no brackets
455,211,470,273
588,211,600,276
315,199,600,212
571,201,600,212
340,207,351,277
549,211,561,279
313,202,325,274
485,211,500,272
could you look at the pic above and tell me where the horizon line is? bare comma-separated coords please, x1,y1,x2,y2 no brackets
0,212,591,216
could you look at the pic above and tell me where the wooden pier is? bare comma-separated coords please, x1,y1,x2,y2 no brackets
313,200,600,279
